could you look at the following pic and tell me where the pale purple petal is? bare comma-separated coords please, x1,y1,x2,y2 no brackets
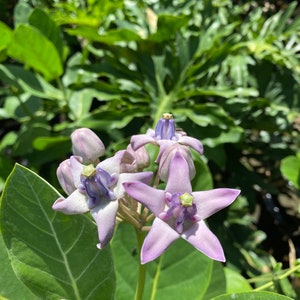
165,152,192,194
156,140,176,162
130,132,156,151
115,172,153,199
70,156,84,187
158,144,195,182
193,188,240,219
181,220,225,262
91,199,118,249
56,159,76,195
123,182,165,216
52,190,89,214
97,150,125,174
141,218,180,264
178,136,204,155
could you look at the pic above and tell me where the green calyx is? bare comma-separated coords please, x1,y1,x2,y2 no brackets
82,164,96,178
180,192,194,207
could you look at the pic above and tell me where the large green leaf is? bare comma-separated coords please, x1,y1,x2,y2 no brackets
112,222,225,300
7,24,63,81
0,164,115,299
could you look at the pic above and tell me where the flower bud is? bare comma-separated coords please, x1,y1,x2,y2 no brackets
71,128,105,164
120,145,150,173
57,159,77,195
158,145,195,182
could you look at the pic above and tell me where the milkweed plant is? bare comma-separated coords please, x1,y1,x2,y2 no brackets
54,113,241,298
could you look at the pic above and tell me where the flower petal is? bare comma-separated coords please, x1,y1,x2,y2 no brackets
178,136,204,155
165,151,192,194
141,218,180,264
182,220,225,262
70,156,84,188
123,182,165,216
193,188,240,219
98,150,125,174
130,131,156,151
91,199,118,249
116,172,153,199
52,190,89,214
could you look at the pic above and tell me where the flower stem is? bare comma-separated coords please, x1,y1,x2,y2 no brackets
135,229,147,300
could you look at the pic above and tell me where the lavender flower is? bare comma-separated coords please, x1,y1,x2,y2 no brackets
130,113,203,162
53,154,152,249
123,151,240,264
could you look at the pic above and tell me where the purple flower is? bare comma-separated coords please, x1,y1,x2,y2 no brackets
53,153,152,249
123,152,240,264
130,113,203,162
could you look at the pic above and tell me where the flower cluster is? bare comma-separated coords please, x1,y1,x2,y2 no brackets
53,114,240,263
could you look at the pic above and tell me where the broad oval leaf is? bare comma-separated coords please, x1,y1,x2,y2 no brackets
7,24,63,81
0,164,115,300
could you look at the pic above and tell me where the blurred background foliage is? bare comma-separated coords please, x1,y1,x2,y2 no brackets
0,0,300,297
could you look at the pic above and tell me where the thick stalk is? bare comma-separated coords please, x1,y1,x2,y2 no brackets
134,229,147,300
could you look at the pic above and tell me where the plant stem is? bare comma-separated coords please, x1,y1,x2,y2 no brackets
135,229,147,300
253,263,300,291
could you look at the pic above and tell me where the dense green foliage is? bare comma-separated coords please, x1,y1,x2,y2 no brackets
0,0,300,299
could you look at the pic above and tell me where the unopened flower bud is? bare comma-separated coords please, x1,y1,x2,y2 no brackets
71,128,105,164
120,145,150,172
158,145,195,182
57,159,77,195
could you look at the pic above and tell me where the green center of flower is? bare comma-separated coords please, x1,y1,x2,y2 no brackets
179,192,194,207
82,164,96,178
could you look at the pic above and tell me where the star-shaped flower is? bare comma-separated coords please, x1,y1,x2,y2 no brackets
123,151,240,264
53,153,152,249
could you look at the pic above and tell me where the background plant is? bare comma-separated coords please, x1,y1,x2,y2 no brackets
0,0,300,299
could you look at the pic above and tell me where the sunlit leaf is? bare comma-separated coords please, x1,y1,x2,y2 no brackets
7,24,63,81
0,164,116,299
280,153,300,189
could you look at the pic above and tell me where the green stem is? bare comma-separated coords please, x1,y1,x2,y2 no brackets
135,229,147,300
254,263,300,291
150,255,162,300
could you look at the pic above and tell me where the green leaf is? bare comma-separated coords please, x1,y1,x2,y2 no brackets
0,164,115,299
0,64,64,100
13,2,33,26
0,22,12,51
112,223,215,300
68,89,94,121
0,232,38,299
7,24,63,81
212,291,293,300
224,267,252,293
192,155,213,191
202,262,227,300
66,27,141,44
150,14,189,42
29,8,64,60
280,153,300,189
